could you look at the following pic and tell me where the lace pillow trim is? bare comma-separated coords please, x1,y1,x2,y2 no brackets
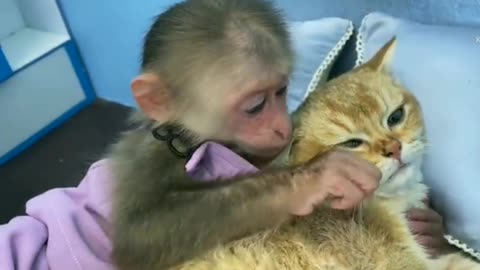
302,21,354,100
445,235,480,261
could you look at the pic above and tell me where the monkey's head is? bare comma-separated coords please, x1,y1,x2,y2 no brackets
131,0,294,159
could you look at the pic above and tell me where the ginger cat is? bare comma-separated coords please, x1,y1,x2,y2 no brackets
173,39,480,270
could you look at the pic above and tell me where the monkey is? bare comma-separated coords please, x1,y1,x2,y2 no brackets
108,0,381,269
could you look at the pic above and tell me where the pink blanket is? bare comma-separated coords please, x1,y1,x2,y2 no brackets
0,142,258,270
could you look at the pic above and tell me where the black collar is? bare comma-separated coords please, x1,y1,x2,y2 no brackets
151,124,199,159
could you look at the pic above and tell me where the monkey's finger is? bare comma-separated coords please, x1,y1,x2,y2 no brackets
290,202,315,216
290,194,326,216
351,158,381,183
335,151,380,180
342,163,380,195
329,180,364,210
408,208,442,223
288,188,328,216
414,235,447,251
409,221,443,237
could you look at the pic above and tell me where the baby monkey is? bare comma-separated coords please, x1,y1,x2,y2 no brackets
109,0,381,269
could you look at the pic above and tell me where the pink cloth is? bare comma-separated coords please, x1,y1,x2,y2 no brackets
0,142,258,270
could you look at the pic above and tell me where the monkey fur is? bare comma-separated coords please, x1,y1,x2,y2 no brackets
110,1,298,268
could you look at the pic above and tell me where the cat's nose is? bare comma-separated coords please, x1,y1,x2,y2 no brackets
383,140,402,161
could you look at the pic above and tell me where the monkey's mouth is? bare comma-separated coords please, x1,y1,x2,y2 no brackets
255,144,289,157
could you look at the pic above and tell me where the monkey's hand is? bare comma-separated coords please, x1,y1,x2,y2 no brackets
113,167,309,270
113,151,380,269
287,150,382,216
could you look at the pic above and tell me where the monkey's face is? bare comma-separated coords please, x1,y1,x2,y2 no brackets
182,74,293,159
226,81,293,158
132,70,293,160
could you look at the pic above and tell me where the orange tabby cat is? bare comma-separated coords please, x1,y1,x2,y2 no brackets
173,39,480,270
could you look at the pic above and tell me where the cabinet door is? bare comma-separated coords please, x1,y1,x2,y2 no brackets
0,49,12,83
0,47,88,164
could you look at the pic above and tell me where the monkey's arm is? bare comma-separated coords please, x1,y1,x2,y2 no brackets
114,170,295,269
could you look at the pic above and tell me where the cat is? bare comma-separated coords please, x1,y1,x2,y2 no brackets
172,38,480,270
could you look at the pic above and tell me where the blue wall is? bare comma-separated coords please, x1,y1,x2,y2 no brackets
58,0,178,107
58,0,480,106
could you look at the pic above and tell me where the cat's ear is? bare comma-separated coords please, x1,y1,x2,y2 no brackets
365,37,397,72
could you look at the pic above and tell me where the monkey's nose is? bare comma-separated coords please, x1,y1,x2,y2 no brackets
272,113,293,144
274,121,292,142
275,129,288,140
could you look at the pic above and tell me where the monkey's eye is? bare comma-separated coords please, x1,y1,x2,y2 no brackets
388,106,405,127
339,139,364,149
245,96,267,115
276,86,287,97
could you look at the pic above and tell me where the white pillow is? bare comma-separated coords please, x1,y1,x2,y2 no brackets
356,12,480,258
287,18,353,112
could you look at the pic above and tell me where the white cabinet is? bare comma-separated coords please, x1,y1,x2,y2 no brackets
0,0,96,165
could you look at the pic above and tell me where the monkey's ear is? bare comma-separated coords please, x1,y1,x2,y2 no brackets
131,73,172,123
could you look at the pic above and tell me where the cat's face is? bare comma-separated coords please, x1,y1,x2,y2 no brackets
290,39,427,190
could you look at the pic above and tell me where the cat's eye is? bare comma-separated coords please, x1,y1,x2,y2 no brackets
388,106,405,127
339,139,364,148
245,95,267,116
